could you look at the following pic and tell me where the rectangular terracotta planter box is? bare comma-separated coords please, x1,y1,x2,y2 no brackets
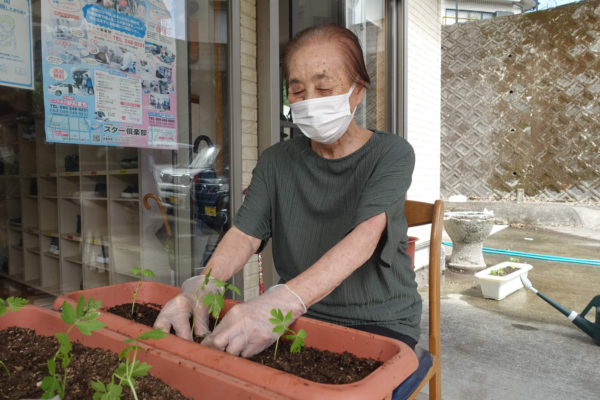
0,305,286,400
55,282,419,400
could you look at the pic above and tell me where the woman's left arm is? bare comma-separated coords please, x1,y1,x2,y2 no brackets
286,212,387,307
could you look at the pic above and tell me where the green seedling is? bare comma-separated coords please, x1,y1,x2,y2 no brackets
0,297,28,376
190,269,211,339
269,308,307,360
490,267,505,276
130,266,156,316
91,329,168,400
191,270,241,339
206,277,240,328
41,295,105,399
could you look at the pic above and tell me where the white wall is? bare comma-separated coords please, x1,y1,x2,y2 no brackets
240,0,262,301
441,0,522,24
406,0,442,267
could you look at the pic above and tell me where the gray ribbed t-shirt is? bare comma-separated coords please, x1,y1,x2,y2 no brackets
233,131,421,341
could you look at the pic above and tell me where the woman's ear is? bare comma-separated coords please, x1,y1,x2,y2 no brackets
352,82,366,110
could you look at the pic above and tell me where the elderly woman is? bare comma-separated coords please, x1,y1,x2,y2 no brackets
154,24,420,357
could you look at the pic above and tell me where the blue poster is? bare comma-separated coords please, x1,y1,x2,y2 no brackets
41,0,179,149
0,0,34,90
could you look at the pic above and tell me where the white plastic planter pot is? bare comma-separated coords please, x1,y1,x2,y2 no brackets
475,262,533,300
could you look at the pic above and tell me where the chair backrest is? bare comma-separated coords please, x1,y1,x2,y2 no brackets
404,200,444,362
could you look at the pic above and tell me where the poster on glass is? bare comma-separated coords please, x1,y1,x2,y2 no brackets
40,0,179,149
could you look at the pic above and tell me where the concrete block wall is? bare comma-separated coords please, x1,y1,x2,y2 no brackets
240,0,261,300
406,0,442,269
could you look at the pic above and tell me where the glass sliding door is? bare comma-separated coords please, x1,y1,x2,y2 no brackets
0,0,233,302
278,0,394,141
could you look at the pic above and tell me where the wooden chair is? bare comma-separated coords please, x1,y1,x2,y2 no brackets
400,200,444,400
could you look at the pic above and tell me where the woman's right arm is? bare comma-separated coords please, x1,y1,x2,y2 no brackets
153,227,261,340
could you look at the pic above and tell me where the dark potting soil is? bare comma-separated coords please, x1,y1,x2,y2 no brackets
249,340,382,384
107,303,383,384
0,327,192,400
490,266,520,276
107,302,163,327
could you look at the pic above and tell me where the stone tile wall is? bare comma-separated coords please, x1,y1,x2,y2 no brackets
441,1,600,202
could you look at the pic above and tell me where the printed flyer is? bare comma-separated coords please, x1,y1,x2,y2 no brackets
41,0,178,149
0,0,34,90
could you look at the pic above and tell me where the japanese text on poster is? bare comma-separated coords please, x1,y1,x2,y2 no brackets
41,0,178,149
0,0,34,90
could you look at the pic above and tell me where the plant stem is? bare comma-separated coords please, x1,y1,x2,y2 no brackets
131,275,142,316
0,360,10,376
191,284,204,339
62,365,68,397
128,341,140,400
273,337,280,360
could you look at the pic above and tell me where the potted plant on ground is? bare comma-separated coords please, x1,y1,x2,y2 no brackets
475,257,534,300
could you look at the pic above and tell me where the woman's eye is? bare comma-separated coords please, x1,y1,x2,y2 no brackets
292,91,304,95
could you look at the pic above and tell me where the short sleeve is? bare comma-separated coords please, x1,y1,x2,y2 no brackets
350,138,415,267
233,151,273,253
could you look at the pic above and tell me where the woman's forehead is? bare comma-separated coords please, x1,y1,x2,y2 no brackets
289,43,349,84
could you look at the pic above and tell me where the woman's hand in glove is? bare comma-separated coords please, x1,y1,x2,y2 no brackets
201,285,306,358
153,274,221,340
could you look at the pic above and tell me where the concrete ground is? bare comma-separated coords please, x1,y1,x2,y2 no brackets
416,226,600,400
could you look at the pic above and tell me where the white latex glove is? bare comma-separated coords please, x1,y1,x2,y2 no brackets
153,275,221,340
201,285,307,358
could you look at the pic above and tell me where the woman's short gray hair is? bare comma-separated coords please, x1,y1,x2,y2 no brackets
282,24,371,89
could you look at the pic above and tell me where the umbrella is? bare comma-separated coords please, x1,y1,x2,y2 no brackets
143,193,175,269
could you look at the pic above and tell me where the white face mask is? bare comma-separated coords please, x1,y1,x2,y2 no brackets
290,83,357,145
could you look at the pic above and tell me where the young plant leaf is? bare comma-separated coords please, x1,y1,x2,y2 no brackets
272,324,285,334
76,323,91,336
76,320,106,335
131,267,141,275
138,328,169,341
270,309,278,319
76,295,85,319
284,310,293,324
47,359,56,375
61,301,76,325
90,379,107,393
40,375,61,399
5,297,28,312
108,383,123,398
55,333,70,347
142,269,155,277
130,360,152,377
215,281,227,288
268,318,280,325
0,302,6,317
277,309,284,322
228,284,241,296
216,295,224,310
290,336,305,353
118,345,141,359
297,329,307,339
203,294,215,306
115,362,128,377
81,311,101,321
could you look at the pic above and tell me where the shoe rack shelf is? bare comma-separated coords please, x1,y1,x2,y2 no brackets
0,120,143,296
